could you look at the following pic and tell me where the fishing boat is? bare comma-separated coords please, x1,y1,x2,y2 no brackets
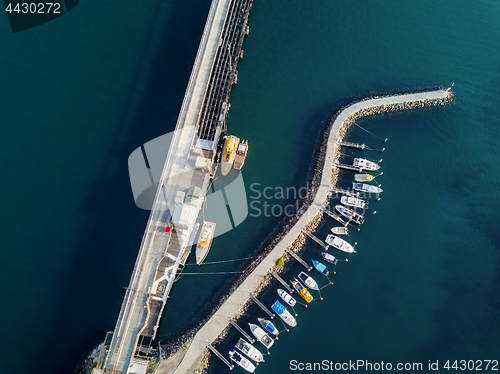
248,323,274,349
298,271,319,291
221,135,240,176
233,140,248,170
312,260,329,276
340,195,368,209
322,252,338,265
335,205,365,225
325,234,355,253
271,301,297,327
291,280,313,303
354,173,375,182
352,182,383,194
353,157,380,171
235,338,264,363
331,226,348,235
229,350,256,372
258,317,279,336
195,221,217,265
277,288,296,307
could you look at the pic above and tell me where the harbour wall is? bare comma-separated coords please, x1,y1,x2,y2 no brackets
159,88,454,374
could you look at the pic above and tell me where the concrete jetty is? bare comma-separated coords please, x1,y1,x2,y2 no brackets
164,88,453,374
98,0,252,372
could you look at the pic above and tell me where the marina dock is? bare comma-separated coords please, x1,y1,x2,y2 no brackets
285,246,314,271
303,230,328,249
270,271,293,294
323,207,347,225
165,88,453,374
229,319,255,343
330,187,359,197
333,160,362,172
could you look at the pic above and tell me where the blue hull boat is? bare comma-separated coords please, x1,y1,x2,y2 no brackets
312,260,329,276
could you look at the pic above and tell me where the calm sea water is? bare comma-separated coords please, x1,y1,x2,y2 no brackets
0,1,499,373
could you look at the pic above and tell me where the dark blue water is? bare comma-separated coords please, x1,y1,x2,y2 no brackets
1,1,499,373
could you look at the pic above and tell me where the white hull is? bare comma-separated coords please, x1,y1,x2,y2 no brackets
229,350,256,372
341,195,368,209
249,323,274,349
277,288,296,307
352,182,383,194
325,234,355,253
331,226,348,235
196,222,216,265
353,158,380,171
235,338,264,363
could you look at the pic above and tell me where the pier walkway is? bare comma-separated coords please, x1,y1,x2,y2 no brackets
101,0,252,372
165,88,453,373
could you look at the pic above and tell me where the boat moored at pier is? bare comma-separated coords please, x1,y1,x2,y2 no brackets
271,300,297,327
258,317,279,336
235,338,264,363
354,173,375,182
322,252,338,265
277,288,296,307
249,323,274,349
291,280,313,303
331,226,349,235
353,158,380,171
325,234,356,253
221,135,240,176
352,182,383,194
341,196,368,209
229,349,256,372
335,205,365,225
298,271,319,291
312,260,329,276
233,140,248,170
196,221,216,265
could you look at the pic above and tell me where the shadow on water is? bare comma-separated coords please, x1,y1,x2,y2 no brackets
24,1,213,373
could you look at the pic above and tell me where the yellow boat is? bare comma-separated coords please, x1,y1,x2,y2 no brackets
292,280,313,303
196,221,216,265
354,173,375,182
220,135,240,176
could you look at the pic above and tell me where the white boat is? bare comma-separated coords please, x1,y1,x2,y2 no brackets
235,338,264,363
249,323,274,349
195,221,216,265
325,234,355,253
221,135,240,176
353,158,380,171
352,182,383,194
331,226,349,235
258,317,279,336
271,300,297,327
354,173,375,182
297,271,319,291
322,252,338,265
341,195,368,209
277,288,296,307
229,350,256,372
335,205,365,225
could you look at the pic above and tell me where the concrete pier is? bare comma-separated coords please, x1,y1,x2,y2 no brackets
165,88,453,374
100,0,252,372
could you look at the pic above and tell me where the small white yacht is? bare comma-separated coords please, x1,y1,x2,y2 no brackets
325,234,355,253
353,158,381,171
229,349,256,372
235,338,264,362
341,195,368,209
